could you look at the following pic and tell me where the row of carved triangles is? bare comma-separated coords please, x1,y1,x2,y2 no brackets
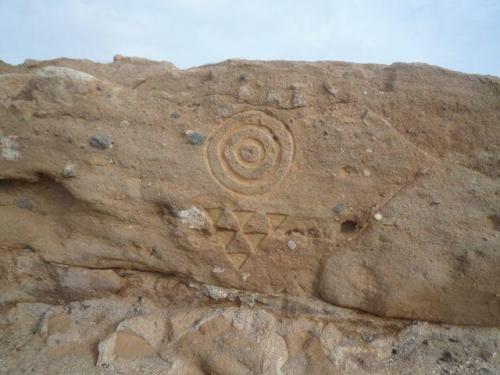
210,209,287,234
206,209,288,269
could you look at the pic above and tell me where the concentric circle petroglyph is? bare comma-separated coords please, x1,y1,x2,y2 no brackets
207,111,294,194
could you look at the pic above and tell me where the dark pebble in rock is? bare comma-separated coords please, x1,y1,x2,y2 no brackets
89,134,112,150
334,204,344,214
187,132,205,145
15,196,33,210
439,351,453,363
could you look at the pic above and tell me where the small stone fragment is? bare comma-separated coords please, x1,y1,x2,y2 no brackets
288,240,297,250
374,212,383,221
1,135,21,161
178,206,206,229
62,163,76,178
291,92,305,107
334,204,344,214
89,134,112,150
212,266,225,274
204,285,229,301
323,82,338,96
185,130,205,145
363,169,371,177
239,293,257,307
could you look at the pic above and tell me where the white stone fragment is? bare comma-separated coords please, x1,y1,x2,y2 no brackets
288,240,297,250
204,285,229,301
62,163,76,178
212,266,225,274
374,212,383,221
1,135,21,161
178,207,205,229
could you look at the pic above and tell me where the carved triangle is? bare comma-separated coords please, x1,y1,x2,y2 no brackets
215,230,235,247
216,210,240,231
206,208,223,223
267,213,288,230
245,233,266,250
233,210,254,227
229,254,249,269
201,213,215,235
244,212,269,234
226,231,252,254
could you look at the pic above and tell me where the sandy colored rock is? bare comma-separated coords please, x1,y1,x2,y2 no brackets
0,56,499,373
320,162,500,325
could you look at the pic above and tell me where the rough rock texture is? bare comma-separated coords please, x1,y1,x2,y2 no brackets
0,56,499,374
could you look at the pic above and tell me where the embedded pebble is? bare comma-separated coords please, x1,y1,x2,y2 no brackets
239,293,257,307
374,212,383,221
291,92,305,107
178,207,205,229
185,130,205,145
288,240,297,250
89,134,112,150
204,285,229,301
62,163,76,178
1,135,21,161
334,204,344,214
363,169,371,177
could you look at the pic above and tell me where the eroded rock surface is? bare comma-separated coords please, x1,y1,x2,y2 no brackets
0,56,499,374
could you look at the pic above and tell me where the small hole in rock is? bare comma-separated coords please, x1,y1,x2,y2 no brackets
341,220,358,233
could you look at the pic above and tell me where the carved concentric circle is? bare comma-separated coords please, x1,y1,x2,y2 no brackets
207,111,294,194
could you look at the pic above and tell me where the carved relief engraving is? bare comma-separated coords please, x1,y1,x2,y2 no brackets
207,111,294,194
206,208,288,269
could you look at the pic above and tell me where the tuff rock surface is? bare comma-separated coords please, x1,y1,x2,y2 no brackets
0,56,499,374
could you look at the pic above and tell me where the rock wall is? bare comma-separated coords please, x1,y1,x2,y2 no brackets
0,57,499,374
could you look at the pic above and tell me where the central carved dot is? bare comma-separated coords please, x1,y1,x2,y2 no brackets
238,142,261,163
